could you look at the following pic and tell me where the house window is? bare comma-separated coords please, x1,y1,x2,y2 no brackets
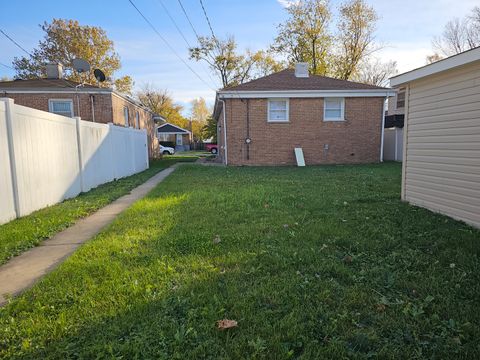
123,106,129,127
158,133,170,142
396,88,406,109
268,99,289,122
48,99,74,117
135,111,140,128
324,98,345,121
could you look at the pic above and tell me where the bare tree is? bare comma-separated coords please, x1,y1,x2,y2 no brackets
432,7,480,57
353,58,397,87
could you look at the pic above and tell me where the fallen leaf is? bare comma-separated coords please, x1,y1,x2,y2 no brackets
376,303,386,312
217,319,238,330
343,255,353,263
283,224,289,228
264,203,269,208
213,235,221,244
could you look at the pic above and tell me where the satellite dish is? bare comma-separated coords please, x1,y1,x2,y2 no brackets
94,69,106,82
72,58,91,73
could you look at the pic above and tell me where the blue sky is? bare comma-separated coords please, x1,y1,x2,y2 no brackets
0,0,478,115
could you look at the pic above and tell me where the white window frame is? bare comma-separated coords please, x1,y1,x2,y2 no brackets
323,97,345,122
123,106,129,127
267,98,289,123
48,99,74,117
135,111,140,129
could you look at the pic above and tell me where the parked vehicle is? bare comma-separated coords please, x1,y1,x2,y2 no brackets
160,144,175,155
205,143,218,154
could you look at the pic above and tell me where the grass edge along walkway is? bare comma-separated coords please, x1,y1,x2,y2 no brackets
0,164,183,306
0,157,197,265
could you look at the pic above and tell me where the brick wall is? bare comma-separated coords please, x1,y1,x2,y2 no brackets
223,97,384,166
3,92,113,123
4,91,159,158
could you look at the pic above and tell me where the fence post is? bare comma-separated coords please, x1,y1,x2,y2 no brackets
144,129,149,169
74,116,85,192
108,123,117,180
130,128,136,174
3,98,21,218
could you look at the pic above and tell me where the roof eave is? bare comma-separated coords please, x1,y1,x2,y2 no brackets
390,46,480,87
217,89,396,98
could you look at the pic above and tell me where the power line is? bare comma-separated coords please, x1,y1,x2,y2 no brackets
156,0,218,88
157,0,192,48
199,0,216,40
177,0,201,40
0,29,33,57
128,0,215,91
0,61,14,70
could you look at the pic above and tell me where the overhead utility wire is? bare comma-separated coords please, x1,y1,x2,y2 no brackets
177,0,201,40
0,29,33,57
157,0,217,88
199,0,216,40
128,0,215,91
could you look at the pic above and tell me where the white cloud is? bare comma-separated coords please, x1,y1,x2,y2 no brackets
277,0,300,8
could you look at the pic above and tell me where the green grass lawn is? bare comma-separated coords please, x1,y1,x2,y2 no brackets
0,157,197,265
1,163,479,359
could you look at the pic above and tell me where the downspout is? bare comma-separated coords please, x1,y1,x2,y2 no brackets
218,98,228,165
90,94,95,122
380,96,387,162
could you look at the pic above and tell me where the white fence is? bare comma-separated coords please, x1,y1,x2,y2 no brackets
383,127,403,162
0,98,149,224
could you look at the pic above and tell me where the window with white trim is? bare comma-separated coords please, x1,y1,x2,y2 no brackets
48,99,74,117
324,98,345,121
396,88,406,109
123,106,129,127
268,99,289,122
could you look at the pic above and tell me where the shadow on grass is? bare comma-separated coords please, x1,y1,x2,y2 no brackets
2,163,480,359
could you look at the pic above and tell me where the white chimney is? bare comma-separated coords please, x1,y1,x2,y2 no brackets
45,63,63,79
295,62,309,78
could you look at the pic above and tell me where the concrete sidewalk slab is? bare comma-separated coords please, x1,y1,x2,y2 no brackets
0,165,177,306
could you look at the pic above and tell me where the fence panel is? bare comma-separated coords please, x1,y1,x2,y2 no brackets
0,98,149,224
0,101,16,224
79,121,114,192
12,104,81,217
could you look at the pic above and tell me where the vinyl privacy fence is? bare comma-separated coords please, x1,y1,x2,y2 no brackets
0,98,149,224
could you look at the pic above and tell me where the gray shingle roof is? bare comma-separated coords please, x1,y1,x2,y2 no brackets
222,69,389,91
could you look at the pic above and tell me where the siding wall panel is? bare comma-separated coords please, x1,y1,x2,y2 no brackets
403,60,480,228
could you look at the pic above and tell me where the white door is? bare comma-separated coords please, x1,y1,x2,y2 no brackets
176,134,183,146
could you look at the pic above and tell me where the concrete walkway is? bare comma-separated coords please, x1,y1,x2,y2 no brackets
0,165,178,306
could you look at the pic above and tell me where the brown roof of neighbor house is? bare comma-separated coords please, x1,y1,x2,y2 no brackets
222,69,389,91
0,78,103,90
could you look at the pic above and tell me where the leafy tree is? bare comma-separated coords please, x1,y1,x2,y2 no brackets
426,53,442,64
431,7,480,57
333,0,379,80
271,0,331,75
190,97,210,123
189,36,284,88
12,19,133,94
202,116,217,143
136,84,189,129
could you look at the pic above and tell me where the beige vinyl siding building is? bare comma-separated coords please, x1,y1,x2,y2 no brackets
390,47,480,229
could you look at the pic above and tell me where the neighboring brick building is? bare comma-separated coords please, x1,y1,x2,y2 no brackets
0,78,159,158
213,64,395,166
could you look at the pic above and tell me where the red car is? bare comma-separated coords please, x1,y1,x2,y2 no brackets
205,143,218,154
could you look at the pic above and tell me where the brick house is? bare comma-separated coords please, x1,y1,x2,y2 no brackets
0,74,159,157
213,63,395,166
